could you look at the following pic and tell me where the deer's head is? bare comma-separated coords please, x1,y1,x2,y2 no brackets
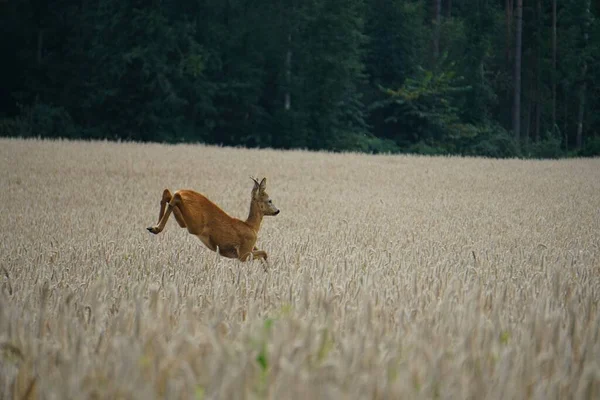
251,177,280,216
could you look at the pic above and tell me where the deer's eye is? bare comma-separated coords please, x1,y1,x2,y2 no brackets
268,200,272,203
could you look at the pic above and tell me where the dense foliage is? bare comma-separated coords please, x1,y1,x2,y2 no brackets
1,0,599,157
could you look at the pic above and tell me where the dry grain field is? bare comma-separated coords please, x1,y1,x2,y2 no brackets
1,138,599,399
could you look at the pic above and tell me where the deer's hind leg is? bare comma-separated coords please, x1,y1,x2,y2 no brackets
159,189,187,228
156,189,171,224
147,190,186,234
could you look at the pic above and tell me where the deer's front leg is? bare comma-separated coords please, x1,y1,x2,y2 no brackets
254,250,270,272
239,245,269,271
239,249,267,261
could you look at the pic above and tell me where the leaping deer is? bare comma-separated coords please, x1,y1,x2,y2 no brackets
147,177,279,268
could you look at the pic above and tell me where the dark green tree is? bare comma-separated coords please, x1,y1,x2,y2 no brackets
1,0,599,157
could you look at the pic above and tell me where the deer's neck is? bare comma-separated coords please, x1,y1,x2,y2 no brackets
246,200,263,232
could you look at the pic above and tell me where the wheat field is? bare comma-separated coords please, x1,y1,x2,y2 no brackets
0,138,599,399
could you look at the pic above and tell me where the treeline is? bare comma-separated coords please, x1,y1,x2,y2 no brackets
1,0,599,157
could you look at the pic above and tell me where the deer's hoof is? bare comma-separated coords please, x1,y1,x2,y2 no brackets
147,226,159,234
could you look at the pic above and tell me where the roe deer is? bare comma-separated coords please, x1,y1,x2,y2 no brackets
147,177,279,268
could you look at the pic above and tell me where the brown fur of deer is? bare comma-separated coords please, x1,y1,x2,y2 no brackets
147,177,279,268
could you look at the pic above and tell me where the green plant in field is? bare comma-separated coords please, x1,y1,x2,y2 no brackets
315,328,334,364
253,318,275,397
279,303,292,317
256,344,269,374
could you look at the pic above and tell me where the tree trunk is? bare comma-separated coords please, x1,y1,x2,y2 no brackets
505,0,514,64
576,80,586,149
576,0,591,150
524,96,531,144
535,0,542,142
446,0,452,17
37,29,44,65
551,0,557,136
433,0,442,63
285,34,292,111
512,0,523,143
563,87,568,151
535,100,541,142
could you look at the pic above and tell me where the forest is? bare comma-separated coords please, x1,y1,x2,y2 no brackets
1,0,599,158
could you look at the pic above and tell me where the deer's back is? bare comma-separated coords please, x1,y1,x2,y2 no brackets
176,189,246,235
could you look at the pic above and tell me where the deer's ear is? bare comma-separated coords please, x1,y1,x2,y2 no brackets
259,178,267,192
251,177,260,192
